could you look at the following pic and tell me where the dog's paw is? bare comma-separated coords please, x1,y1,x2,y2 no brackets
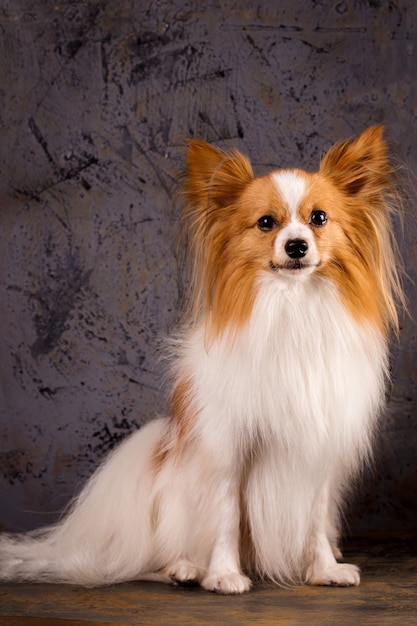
202,572,252,594
165,560,204,585
306,562,360,587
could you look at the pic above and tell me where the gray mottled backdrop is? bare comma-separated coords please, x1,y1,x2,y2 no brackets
1,0,417,534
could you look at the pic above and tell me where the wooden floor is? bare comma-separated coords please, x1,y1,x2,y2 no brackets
0,537,417,625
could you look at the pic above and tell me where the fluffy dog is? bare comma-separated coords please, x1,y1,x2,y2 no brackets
0,127,403,594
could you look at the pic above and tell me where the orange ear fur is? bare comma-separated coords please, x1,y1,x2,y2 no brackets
320,126,391,202
320,126,405,335
180,141,254,330
184,139,253,209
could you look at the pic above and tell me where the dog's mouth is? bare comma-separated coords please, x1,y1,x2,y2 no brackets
269,260,322,272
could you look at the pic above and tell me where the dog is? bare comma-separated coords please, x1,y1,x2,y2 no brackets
0,126,404,594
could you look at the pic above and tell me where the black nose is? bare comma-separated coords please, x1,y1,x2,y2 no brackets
285,239,309,259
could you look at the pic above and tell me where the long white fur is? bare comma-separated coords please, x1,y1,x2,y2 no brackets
0,269,387,591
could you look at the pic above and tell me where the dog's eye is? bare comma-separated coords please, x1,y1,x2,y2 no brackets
257,215,278,231
309,210,327,227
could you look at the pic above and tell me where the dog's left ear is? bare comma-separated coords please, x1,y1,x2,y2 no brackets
184,139,254,210
320,126,392,203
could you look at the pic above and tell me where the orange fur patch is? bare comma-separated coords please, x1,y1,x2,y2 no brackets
153,375,198,471
317,126,403,335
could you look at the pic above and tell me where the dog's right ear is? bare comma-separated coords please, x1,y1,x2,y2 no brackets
184,139,254,210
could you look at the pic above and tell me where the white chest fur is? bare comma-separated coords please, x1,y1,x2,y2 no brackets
183,273,387,470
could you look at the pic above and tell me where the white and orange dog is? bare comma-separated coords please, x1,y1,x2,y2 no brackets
0,127,403,593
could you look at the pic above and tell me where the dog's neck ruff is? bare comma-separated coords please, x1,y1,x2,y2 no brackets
183,274,387,466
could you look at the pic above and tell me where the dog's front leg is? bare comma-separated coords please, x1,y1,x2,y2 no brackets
306,483,360,587
201,473,252,594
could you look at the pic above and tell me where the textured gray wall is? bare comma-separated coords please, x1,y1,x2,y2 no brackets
1,1,417,534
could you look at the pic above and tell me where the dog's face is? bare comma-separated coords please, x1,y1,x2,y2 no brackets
226,169,345,282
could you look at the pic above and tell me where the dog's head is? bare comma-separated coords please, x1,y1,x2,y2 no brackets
181,127,402,338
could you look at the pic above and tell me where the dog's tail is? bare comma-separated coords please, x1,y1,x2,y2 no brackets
0,419,167,586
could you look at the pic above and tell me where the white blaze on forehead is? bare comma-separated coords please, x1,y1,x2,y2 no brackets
272,171,307,220
271,170,317,264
